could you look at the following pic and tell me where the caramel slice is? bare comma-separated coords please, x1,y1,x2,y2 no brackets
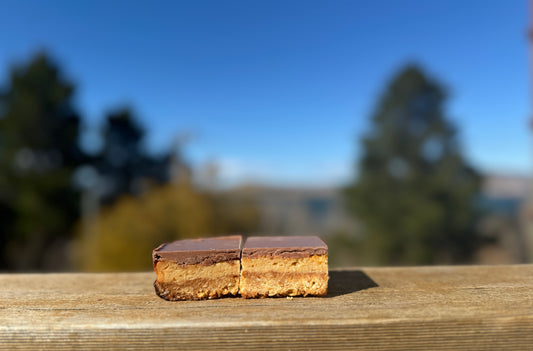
152,236,242,301
239,236,328,298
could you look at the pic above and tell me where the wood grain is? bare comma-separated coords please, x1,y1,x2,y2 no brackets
1,265,532,350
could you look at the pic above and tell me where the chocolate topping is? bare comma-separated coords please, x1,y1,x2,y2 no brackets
153,235,242,265
242,236,328,259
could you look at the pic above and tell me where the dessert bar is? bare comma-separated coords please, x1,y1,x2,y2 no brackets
152,235,242,301
239,236,328,298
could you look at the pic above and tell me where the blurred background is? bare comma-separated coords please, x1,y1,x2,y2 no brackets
0,0,532,271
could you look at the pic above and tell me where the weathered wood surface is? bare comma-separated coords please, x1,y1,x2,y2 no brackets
1,265,532,350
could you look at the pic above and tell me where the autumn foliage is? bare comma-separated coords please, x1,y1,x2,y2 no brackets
74,180,260,271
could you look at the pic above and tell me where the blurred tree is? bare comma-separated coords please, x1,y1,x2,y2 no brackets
94,107,171,204
0,52,260,272
345,65,481,265
73,99,261,271
0,52,85,270
208,190,261,235
75,180,260,271
75,181,212,271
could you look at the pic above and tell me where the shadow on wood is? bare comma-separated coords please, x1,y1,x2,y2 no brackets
327,270,378,297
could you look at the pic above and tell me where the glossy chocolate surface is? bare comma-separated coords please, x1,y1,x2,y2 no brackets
242,236,327,259
153,235,242,265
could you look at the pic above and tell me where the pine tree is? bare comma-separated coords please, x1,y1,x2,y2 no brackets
345,65,481,265
95,107,172,204
0,52,85,270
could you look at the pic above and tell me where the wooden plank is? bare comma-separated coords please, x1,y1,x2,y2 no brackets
1,265,532,350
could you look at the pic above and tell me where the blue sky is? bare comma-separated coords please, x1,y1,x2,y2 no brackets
0,1,530,186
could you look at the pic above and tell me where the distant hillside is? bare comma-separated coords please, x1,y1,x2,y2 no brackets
481,174,530,215
226,174,530,237
482,174,530,199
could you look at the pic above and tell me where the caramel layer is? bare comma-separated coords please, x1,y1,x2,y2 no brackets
155,259,239,283
240,255,328,274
